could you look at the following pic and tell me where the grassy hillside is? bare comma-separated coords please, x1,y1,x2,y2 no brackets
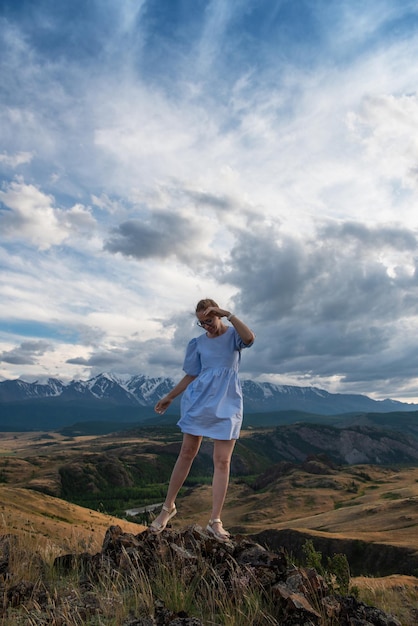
0,485,144,555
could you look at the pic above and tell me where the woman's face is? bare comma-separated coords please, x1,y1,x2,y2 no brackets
196,310,221,332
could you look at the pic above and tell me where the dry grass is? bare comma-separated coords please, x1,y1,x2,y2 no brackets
0,486,145,555
0,531,154,624
352,575,418,626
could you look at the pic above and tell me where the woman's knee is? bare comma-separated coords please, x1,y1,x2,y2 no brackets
213,440,235,470
213,455,232,472
180,447,198,463
180,437,201,461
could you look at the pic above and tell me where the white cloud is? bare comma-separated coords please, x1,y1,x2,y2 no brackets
348,93,418,194
0,179,97,249
0,151,33,167
0,180,66,249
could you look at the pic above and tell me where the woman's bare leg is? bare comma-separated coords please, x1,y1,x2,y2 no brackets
210,439,236,535
151,433,202,527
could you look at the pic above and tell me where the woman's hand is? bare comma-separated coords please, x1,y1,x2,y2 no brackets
204,306,255,345
203,306,231,318
154,374,196,415
154,396,172,414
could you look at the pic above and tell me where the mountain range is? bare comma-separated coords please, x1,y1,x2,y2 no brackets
1,372,416,413
0,372,417,432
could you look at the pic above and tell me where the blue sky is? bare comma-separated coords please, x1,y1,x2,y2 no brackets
2,0,418,401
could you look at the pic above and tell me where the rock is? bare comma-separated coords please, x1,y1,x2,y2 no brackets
69,524,399,625
272,583,322,619
29,524,397,625
338,595,402,626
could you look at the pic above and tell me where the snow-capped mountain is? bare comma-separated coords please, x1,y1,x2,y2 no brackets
0,372,416,415
0,377,66,400
0,373,176,407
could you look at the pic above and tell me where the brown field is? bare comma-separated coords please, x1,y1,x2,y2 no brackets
2,429,418,551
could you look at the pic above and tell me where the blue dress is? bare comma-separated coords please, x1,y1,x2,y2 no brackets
177,326,253,440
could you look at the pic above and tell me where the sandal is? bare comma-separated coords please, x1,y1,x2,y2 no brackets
149,504,177,534
206,518,231,542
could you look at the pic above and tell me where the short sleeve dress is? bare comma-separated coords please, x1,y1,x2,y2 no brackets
177,326,254,440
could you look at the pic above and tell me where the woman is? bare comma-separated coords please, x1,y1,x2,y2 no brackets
150,298,255,541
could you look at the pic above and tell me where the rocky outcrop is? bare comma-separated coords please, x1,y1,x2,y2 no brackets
0,525,402,624
50,525,399,626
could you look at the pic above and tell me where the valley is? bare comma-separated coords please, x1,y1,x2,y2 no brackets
2,427,418,556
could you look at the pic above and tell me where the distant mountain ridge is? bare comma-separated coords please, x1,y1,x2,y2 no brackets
0,374,174,407
0,372,416,415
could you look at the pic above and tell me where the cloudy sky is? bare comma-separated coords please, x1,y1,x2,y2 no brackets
2,0,418,401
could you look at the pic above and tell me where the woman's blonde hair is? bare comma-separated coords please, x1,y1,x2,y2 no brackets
195,298,219,313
